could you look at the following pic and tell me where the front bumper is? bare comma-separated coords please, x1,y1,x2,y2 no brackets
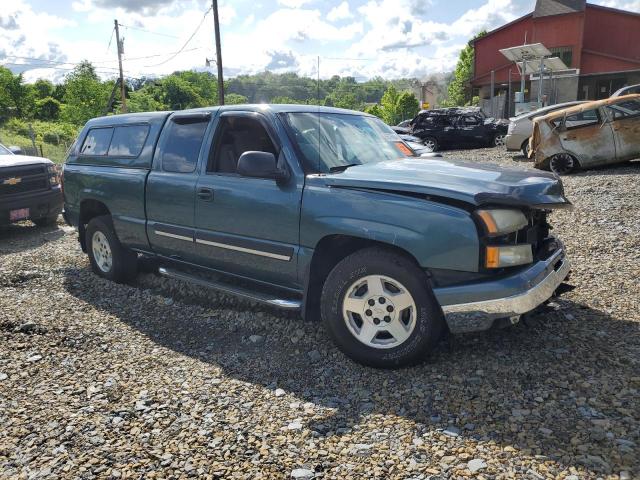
0,187,63,225
434,248,570,333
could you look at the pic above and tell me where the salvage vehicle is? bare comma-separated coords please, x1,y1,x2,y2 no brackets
611,83,640,97
506,101,585,156
530,95,640,175
409,107,508,152
1,142,62,227
63,105,572,368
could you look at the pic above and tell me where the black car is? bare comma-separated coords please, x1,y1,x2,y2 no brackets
408,107,508,152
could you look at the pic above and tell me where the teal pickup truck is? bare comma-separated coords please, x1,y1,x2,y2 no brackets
63,105,573,368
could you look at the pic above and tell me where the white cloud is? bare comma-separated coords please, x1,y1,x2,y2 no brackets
277,0,313,7
594,0,640,10
327,1,352,22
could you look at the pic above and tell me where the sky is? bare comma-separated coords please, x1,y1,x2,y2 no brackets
1,0,639,83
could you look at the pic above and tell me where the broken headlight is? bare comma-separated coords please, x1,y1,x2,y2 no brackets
476,209,528,236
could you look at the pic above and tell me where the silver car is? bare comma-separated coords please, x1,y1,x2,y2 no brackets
611,84,640,97
505,101,586,156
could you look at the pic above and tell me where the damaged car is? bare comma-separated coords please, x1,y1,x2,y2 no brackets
409,107,508,152
530,95,640,175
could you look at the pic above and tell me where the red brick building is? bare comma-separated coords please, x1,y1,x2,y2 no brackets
472,0,640,113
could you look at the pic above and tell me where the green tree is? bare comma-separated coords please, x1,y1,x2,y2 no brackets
161,75,204,110
442,30,486,107
34,97,61,120
33,79,54,100
224,93,249,105
128,85,166,112
395,91,420,122
364,104,383,118
379,85,400,124
61,61,111,124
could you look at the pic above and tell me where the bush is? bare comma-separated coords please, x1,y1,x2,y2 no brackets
5,118,31,137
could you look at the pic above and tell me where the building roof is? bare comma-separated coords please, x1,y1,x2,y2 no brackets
533,0,586,18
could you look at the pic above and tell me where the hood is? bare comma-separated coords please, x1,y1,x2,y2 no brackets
0,154,53,168
322,158,571,209
484,117,509,126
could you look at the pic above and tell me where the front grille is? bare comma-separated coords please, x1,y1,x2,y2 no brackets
522,210,553,259
0,164,46,180
0,164,49,197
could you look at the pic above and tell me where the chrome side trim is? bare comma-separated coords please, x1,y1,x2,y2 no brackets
441,255,571,333
155,230,193,242
195,238,291,261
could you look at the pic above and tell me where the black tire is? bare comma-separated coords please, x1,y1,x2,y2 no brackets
85,215,137,283
321,247,445,368
33,214,59,227
422,136,439,152
521,139,531,158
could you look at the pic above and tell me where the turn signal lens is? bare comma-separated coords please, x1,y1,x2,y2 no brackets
485,245,533,268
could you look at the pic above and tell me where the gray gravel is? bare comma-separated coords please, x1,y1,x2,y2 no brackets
1,148,639,479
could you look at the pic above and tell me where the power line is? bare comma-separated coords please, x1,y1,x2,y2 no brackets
118,23,181,39
106,27,115,54
144,7,212,67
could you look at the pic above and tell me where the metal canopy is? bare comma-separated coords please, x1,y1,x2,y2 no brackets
499,43,551,62
517,56,569,74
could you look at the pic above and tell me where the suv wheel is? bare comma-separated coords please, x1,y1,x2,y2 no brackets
493,133,506,147
422,137,438,152
33,214,58,227
321,247,444,368
549,153,577,175
85,215,137,283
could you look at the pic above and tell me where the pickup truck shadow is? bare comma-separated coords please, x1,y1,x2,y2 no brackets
62,267,639,476
0,221,64,255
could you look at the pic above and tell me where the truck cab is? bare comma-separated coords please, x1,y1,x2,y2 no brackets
63,105,572,368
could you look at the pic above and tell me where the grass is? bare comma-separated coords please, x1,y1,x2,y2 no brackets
0,128,71,164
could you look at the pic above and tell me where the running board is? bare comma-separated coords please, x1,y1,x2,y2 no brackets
157,267,302,310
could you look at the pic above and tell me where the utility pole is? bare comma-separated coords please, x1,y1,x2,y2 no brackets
212,0,224,105
114,20,127,113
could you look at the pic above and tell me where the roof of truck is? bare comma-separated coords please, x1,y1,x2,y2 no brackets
85,104,372,127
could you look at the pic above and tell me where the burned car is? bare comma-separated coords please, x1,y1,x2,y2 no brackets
530,95,640,174
409,107,508,152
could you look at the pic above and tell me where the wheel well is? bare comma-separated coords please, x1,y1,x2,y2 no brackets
78,200,111,252
303,235,421,321
546,152,581,170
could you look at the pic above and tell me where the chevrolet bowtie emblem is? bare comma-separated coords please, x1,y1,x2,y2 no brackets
3,177,21,185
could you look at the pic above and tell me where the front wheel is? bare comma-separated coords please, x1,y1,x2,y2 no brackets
85,215,138,283
321,247,445,368
521,139,531,158
493,133,506,147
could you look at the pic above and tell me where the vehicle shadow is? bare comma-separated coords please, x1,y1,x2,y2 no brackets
0,220,65,255
62,266,640,476
572,160,640,177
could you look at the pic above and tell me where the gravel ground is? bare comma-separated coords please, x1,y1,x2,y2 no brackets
1,148,639,479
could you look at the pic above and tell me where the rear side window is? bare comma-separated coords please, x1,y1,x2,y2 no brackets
552,109,600,130
81,128,113,156
108,125,150,157
161,118,209,173
608,99,640,120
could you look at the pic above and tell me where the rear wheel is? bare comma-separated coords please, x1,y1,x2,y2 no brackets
521,139,531,157
33,214,58,227
85,215,138,283
321,247,444,368
422,137,438,152
549,153,578,175
493,133,506,147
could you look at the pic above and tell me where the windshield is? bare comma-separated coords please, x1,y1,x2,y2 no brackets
0,144,13,155
283,112,414,173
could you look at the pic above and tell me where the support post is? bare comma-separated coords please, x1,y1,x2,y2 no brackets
114,20,127,113
212,0,224,105
490,70,495,118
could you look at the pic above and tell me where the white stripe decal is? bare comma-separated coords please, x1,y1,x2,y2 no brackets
195,238,291,261
154,230,193,242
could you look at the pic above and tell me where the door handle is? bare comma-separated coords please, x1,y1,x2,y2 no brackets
197,187,214,201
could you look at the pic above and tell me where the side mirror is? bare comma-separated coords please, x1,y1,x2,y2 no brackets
8,146,23,155
237,151,287,181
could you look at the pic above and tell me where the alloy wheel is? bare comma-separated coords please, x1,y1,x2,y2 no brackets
342,274,417,349
92,231,113,273
549,153,575,175
423,138,437,152
494,134,506,147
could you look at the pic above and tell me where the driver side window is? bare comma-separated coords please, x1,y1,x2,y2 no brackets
208,116,278,174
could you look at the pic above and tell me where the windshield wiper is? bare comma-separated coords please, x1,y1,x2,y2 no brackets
329,163,360,173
